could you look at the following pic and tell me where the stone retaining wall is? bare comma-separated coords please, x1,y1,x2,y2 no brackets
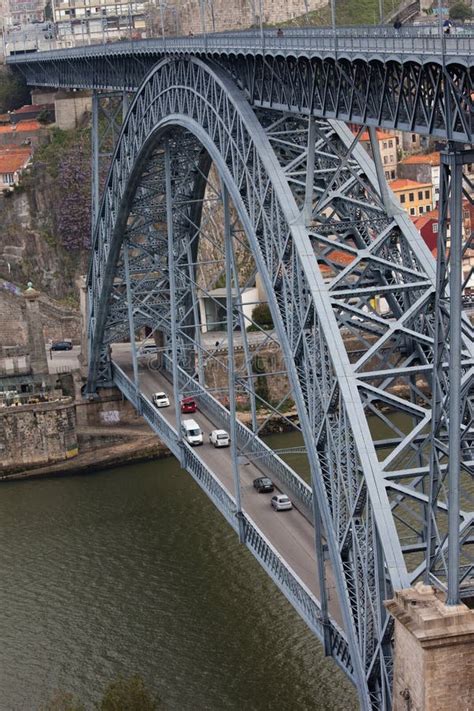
0,398,78,473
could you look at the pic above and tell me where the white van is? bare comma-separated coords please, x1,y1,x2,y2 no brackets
181,419,203,446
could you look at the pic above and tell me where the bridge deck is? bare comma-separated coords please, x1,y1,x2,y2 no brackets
112,347,344,631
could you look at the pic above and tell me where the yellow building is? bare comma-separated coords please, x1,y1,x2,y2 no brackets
388,178,434,217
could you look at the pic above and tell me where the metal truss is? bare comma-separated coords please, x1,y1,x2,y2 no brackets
427,147,474,602
8,30,473,142
84,57,473,710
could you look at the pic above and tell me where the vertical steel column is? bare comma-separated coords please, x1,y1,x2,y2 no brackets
91,91,100,233
228,239,258,433
123,240,140,396
446,147,463,605
164,138,183,441
122,91,129,121
223,183,245,542
184,239,205,386
303,117,316,227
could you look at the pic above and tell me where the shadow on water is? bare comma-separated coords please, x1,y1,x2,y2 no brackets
0,453,357,711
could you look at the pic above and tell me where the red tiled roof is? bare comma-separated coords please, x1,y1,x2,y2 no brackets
399,152,440,166
0,147,32,174
12,103,51,114
0,120,42,134
389,178,432,191
353,128,396,142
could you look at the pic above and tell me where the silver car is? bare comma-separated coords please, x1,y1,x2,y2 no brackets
271,494,292,511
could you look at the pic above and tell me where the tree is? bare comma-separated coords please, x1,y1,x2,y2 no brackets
449,2,472,20
0,67,30,114
250,303,274,330
98,675,162,711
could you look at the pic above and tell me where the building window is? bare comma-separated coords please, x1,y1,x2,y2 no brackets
425,190,430,199
391,170,396,179
433,223,438,233
385,171,390,179
418,191,423,200
389,140,393,148
400,194,406,204
409,192,414,202
409,207,416,215
383,155,388,164
419,206,424,214
2,173,14,184
383,141,387,149
411,134,417,143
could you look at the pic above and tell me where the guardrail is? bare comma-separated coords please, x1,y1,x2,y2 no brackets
7,26,474,62
163,356,315,522
111,359,352,679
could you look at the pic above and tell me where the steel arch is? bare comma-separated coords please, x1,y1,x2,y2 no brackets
86,56,472,710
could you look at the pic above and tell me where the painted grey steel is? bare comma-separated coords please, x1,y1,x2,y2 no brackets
21,32,472,709
223,182,244,542
8,28,473,142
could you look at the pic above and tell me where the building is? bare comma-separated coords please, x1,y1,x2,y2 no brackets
198,287,259,333
355,128,398,180
389,178,434,217
0,146,32,190
413,205,474,286
0,119,45,148
4,0,44,26
399,151,474,206
398,153,441,206
10,103,55,124
52,0,147,44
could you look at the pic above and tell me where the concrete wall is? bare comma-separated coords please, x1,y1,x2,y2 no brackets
54,91,92,130
0,398,78,473
75,386,143,428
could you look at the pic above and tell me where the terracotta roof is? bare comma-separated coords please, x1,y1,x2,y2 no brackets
411,214,436,231
12,103,52,114
0,147,32,174
354,128,396,142
399,152,440,166
0,120,42,133
389,178,432,191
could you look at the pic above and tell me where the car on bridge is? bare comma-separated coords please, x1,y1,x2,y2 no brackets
209,429,230,447
152,392,170,408
180,397,197,414
181,418,203,446
253,477,274,493
51,341,73,351
271,494,292,511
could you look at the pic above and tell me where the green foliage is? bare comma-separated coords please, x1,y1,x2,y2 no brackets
250,303,273,330
449,2,472,20
98,675,161,711
0,67,30,114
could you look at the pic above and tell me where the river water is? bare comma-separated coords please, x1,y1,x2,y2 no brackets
0,438,357,711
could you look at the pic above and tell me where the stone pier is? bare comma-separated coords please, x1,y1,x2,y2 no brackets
386,583,474,711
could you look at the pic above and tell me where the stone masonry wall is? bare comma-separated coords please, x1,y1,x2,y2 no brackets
171,0,327,35
0,399,78,473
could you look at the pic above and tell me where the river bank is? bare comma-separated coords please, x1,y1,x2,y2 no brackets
0,404,299,482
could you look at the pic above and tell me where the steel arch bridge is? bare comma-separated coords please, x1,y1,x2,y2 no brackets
9,30,474,711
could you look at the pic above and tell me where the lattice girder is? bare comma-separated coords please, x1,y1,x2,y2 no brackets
86,57,473,711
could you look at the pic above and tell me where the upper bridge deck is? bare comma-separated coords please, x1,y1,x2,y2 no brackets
7,27,474,142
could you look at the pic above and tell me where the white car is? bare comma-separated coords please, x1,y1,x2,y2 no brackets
271,494,293,511
152,391,170,408
209,429,230,447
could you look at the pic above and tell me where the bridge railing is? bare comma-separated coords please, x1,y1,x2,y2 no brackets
112,359,353,679
163,356,314,522
9,26,473,62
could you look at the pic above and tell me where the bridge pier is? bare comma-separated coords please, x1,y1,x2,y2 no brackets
386,583,474,711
